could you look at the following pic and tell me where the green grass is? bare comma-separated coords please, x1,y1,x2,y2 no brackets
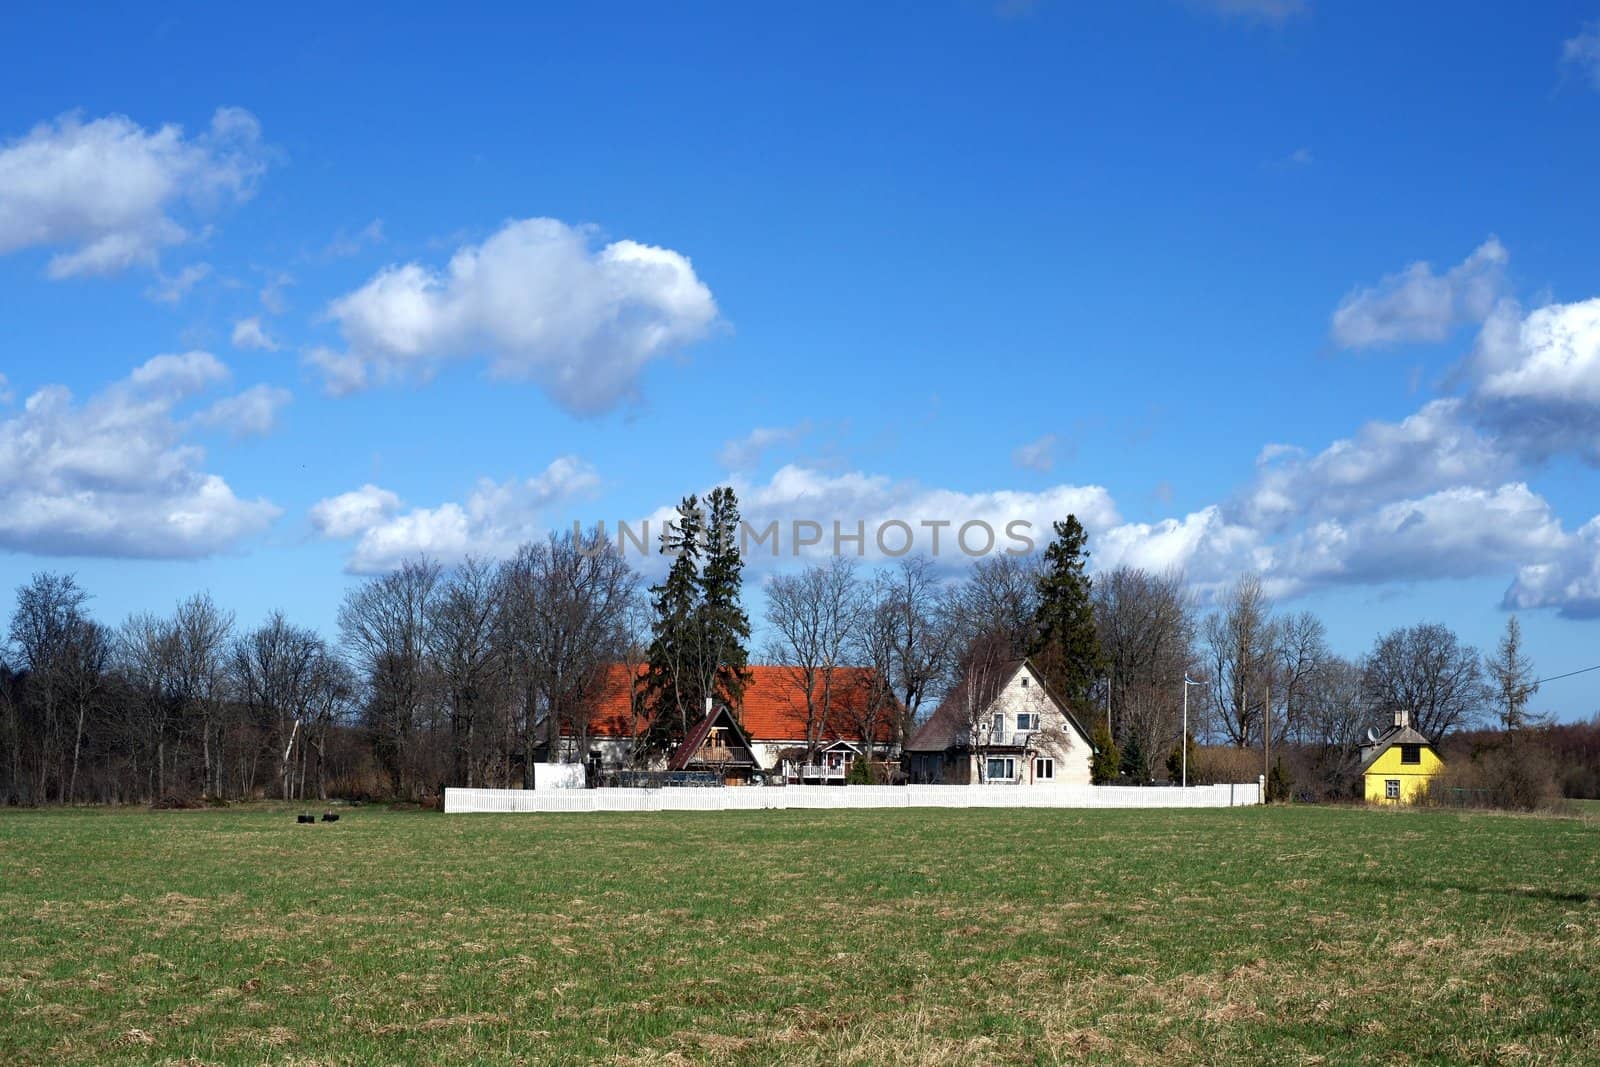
2,804,1598,1065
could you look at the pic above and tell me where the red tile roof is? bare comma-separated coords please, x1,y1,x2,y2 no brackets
588,663,897,744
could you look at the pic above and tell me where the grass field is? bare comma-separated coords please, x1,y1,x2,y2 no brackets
2,804,1598,1065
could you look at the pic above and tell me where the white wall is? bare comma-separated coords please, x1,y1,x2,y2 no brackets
957,662,1094,786
444,781,1264,813
531,763,587,790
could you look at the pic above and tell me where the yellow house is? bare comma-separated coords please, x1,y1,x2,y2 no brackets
1360,709,1444,804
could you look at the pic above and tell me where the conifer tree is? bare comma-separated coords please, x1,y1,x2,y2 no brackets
638,496,707,758
636,488,752,760
698,486,752,713
1029,514,1104,712
1090,719,1121,784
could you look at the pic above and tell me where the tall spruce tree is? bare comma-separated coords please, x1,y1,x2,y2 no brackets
1029,514,1104,713
638,496,707,758
698,486,752,713
636,488,752,760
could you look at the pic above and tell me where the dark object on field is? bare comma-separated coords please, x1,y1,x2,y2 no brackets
321,812,339,822
151,795,203,810
297,814,316,824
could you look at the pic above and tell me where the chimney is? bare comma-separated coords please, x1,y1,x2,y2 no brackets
705,696,714,716
1394,708,1410,729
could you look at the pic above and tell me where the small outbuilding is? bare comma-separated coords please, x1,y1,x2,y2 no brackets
1359,709,1444,804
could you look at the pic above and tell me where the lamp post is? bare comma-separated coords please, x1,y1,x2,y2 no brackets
1181,675,1203,788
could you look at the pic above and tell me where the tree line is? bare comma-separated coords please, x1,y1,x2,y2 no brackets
0,496,1577,805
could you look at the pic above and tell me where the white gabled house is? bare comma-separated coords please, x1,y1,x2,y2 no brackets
904,658,1093,786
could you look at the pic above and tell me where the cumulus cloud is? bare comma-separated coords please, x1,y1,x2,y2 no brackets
0,107,266,278
1242,399,1513,528
192,384,291,439
1331,238,1508,349
309,484,402,539
1464,297,1600,462
0,354,279,557
1011,433,1059,473
719,422,811,470
313,456,600,573
1563,22,1600,90
231,316,279,351
1505,516,1600,619
302,346,367,396
1271,483,1568,593
321,217,719,413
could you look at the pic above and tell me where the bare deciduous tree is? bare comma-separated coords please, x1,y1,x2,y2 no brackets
1093,567,1194,780
338,558,441,797
499,531,637,777
765,558,867,763
1362,622,1486,740
1200,575,1276,747
430,557,502,788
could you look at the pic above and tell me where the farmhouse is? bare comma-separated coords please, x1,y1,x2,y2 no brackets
567,664,898,782
903,658,1093,785
1359,709,1444,804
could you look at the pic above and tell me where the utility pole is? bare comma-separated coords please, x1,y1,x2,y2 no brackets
1181,675,1202,789
1263,682,1271,798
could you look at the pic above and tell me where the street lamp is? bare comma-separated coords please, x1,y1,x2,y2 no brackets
1181,675,1203,788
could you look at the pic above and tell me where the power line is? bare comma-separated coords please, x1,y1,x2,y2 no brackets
1532,662,1600,686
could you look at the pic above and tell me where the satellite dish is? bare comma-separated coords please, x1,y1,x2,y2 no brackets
1366,727,1381,744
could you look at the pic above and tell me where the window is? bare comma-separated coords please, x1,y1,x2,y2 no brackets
1020,677,1029,687
992,712,1005,736
1016,712,1038,731
1035,757,1054,781
986,757,1017,781
1400,744,1421,765
1385,779,1401,800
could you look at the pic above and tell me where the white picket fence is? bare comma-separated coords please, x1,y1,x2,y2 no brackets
444,781,1263,814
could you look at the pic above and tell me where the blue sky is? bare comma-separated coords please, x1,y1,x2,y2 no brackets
2,1,1599,716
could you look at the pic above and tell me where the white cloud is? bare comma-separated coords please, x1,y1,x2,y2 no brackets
719,422,811,470
259,271,293,314
1011,433,1059,473
1464,297,1600,461
0,107,266,278
1271,483,1568,594
0,354,279,557
718,464,1121,566
1331,238,1508,349
192,384,291,439
231,316,279,351
1563,22,1600,90
0,374,12,405
129,350,231,395
302,346,367,396
309,484,402,539
1505,516,1600,620
314,456,600,573
145,262,211,304
322,217,719,413
1242,399,1513,528
1098,506,1268,598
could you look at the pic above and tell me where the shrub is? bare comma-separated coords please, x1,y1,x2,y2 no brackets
1427,742,1565,812
846,757,873,785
